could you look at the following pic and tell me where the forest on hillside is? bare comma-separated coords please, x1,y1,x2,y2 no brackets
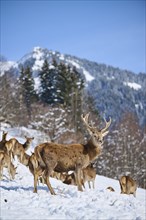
0,60,145,188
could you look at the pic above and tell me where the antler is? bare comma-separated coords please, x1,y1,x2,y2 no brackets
81,113,93,131
101,117,111,134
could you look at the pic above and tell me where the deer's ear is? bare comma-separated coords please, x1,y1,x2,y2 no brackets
102,131,109,137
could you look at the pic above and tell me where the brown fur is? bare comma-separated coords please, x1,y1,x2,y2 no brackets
0,131,8,152
50,171,66,181
15,151,46,193
28,153,45,193
63,172,77,185
18,152,30,166
82,164,96,189
0,150,17,180
5,136,34,162
119,176,137,197
63,164,96,189
33,114,111,195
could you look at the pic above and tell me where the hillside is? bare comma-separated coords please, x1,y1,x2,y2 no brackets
0,46,146,127
0,129,145,220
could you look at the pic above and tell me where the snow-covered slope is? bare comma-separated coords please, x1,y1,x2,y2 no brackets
0,61,17,76
0,128,145,220
1,164,145,220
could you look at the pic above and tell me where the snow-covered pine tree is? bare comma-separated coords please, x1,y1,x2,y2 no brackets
57,62,72,107
70,66,84,131
39,59,60,105
19,66,37,118
39,59,51,104
49,59,60,104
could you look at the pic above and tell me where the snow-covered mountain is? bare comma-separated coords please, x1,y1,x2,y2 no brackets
1,46,146,127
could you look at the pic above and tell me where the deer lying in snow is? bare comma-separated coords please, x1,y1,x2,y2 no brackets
0,150,17,180
33,113,111,195
63,164,96,189
119,176,137,197
5,136,34,162
106,186,115,192
63,172,77,186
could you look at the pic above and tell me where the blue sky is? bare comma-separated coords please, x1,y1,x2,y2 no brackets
1,0,145,73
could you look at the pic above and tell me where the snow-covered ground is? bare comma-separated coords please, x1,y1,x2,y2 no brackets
0,128,146,220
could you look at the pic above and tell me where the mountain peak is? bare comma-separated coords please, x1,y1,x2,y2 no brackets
1,47,146,127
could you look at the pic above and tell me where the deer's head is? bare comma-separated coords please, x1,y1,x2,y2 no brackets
24,136,34,144
81,113,111,145
2,131,8,142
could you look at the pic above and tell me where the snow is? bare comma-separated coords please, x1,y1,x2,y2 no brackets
32,60,44,71
0,129,145,220
66,59,94,82
59,54,65,60
32,47,44,71
0,61,16,76
34,77,41,91
124,82,142,90
33,47,42,52
82,69,94,82
49,65,55,70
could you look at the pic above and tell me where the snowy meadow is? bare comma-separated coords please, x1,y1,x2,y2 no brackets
0,127,146,220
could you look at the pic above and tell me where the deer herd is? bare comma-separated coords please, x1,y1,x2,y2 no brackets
0,113,137,197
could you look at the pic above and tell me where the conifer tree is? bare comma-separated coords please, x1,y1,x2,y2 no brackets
48,59,59,104
57,63,85,130
39,59,50,104
19,66,37,118
39,59,59,105
57,62,72,106
70,66,84,130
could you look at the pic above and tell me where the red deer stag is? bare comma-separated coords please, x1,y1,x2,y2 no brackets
119,176,137,197
33,113,111,195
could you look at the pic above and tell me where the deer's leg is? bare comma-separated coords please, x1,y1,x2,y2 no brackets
75,166,83,192
41,157,57,195
126,185,131,195
44,169,56,195
88,181,91,189
82,179,85,189
133,191,136,197
33,172,39,193
20,152,24,163
7,161,13,181
119,182,124,194
0,165,3,180
92,180,95,189
9,162,16,180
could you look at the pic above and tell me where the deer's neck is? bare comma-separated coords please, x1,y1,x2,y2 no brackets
23,141,30,151
21,153,30,166
85,138,102,162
